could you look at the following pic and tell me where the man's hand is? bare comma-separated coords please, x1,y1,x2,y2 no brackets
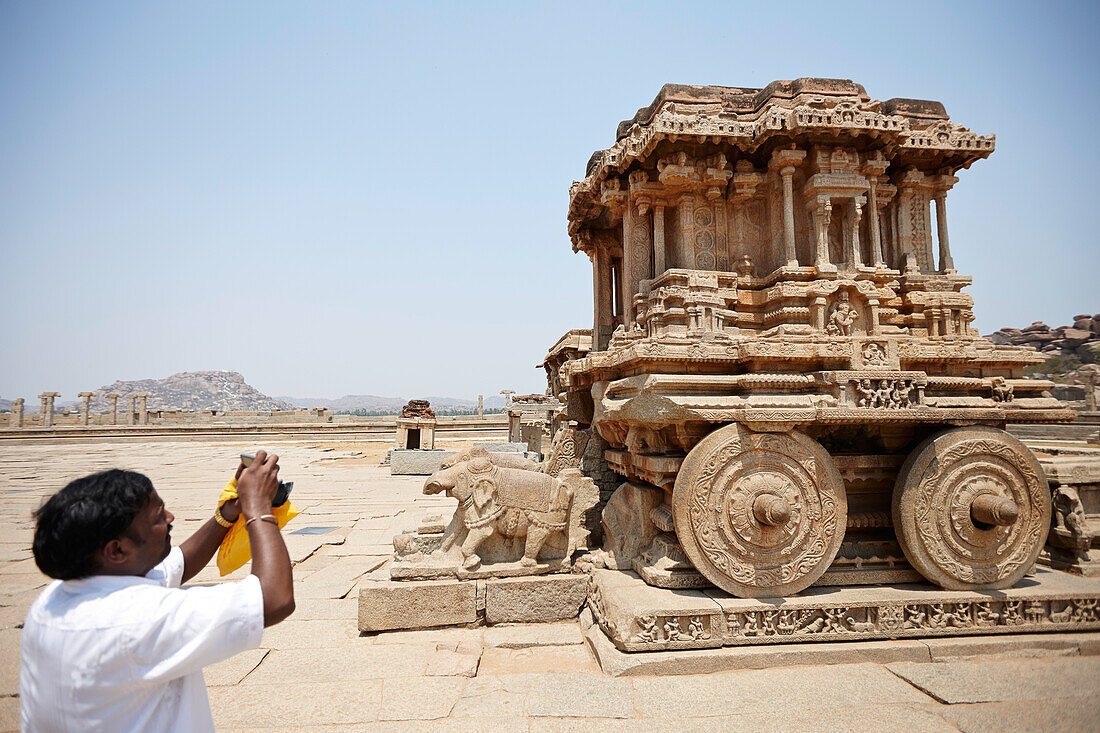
237,450,280,519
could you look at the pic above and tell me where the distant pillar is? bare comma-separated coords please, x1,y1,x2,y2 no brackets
78,392,94,426
500,390,515,407
127,395,137,426
1086,372,1098,412
477,395,484,417
508,413,521,444
106,393,121,425
137,393,150,425
11,398,24,428
39,392,60,427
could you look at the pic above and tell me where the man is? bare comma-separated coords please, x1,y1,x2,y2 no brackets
20,450,295,732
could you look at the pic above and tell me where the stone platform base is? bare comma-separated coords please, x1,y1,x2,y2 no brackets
587,567,1100,654
1039,546,1100,577
389,449,455,475
581,606,1100,676
358,573,588,631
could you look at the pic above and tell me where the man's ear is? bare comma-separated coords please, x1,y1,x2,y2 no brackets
98,537,135,569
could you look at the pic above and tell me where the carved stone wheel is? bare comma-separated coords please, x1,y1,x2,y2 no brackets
892,426,1051,591
672,423,847,598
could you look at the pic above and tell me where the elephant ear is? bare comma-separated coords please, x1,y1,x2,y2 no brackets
469,457,496,511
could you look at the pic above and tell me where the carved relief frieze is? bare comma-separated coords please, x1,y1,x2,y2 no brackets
717,596,1100,643
853,378,917,409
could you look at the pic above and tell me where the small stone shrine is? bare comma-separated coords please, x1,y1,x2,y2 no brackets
396,399,437,450
388,399,446,475
558,78,1099,656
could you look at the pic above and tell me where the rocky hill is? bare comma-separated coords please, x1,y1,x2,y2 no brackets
88,371,293,412
277,394,506,414
985,313,1099,403
985,313,1100,356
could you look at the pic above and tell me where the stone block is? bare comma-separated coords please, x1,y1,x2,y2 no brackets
600,482,665,570
358,578,476,632
389,449,455,475
484,574,588,624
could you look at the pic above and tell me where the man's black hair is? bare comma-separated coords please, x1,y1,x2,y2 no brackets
32,469,155,580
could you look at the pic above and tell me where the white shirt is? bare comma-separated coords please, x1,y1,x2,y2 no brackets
20,547,264,733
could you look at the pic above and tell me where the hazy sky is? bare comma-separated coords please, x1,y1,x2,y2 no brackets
2,1,1097,402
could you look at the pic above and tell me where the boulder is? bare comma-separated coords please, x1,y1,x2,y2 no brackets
1062,328,1095,348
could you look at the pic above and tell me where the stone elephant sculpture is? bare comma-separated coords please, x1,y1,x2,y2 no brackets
423,448,574,570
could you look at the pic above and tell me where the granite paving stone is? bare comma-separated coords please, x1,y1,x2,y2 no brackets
208,680,383,728
379,676,467,720
886,657,1100,704
524,673,634,718
204,648,269,686
934,698,1100,733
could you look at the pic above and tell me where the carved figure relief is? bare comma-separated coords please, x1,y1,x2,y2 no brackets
990,377,1014,403
861,342,887,366
855,379,915,409
827,292,857,335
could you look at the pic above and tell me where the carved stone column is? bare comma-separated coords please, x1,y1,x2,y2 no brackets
812,296,828,331
847,199,864,268
11,398,23,428
592,246,613,351
106,393,120,425
678,193,696,270
127,395,137,426
78,392,93,426
477,395,484,417
623,203,651,327
653,204,666,276
934,174,958,273
810,197,836,273
862,156,889,268
771,148,806,267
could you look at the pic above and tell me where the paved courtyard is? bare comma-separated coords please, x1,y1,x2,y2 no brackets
1,438,1098,731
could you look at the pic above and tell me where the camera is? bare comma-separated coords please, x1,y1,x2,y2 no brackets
239,454,294,508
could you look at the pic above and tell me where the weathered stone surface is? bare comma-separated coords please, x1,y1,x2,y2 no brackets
583,620,931,677
358,578,476,632
204,648,269,686
477,644,600,675
588,566,1100,652
484,574,588,624
379,677,466,720
631,663,932,718
524,673,634,719
209,680,382,727
389,449,454,475
936,698,1100,733
600,482,664,570
424,645,481,677
887,656,1100,704
483,621,585,648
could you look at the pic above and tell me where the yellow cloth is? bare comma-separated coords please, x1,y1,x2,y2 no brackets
216,477,299,576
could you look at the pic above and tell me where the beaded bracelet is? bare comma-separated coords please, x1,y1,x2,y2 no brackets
213,505,234,529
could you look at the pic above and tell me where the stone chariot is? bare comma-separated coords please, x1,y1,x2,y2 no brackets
560,78,1075,599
